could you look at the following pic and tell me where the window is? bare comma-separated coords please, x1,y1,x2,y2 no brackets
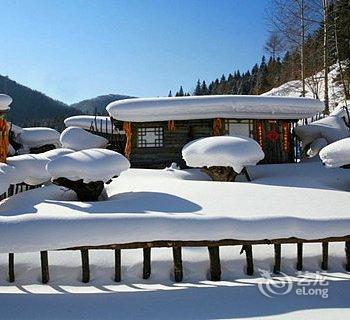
225,120,252,137
137,127,164,147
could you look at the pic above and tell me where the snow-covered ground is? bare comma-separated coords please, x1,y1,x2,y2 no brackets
0,163,349,319
262,64,349,113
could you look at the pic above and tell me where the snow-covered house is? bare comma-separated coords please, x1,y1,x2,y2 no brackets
106,95,324,168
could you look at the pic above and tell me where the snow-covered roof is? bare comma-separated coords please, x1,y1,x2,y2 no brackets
106,95,324,122
64,115,117,134
0,94,12,112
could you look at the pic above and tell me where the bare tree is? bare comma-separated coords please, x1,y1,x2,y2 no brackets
323,0,330,114
264,32,284,59
267,0,320,97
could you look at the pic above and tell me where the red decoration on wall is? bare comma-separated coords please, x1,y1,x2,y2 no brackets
282,122,290,152
266,130,279,142
256,121,263,147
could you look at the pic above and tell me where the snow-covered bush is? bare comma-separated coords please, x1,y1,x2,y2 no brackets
319,137,350,168
46,148,130,201
182,136,264,181
294,116,350,153
60,127,108,151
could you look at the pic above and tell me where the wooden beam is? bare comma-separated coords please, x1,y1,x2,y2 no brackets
172,247,183,282
40,251,49,284
346,241,350,272
208,246,221,281
143,248,151,279
321,242,329,270
8,253,14,283
297,243,303,271
273,244,281,274
243,245,254,275
114,249,121,282
81,249,90,283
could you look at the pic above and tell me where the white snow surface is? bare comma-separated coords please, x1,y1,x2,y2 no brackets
182,135,265,173
294,115,350,147
106,95,324,122
319,137,350,168
262,64,347,112
60,127,108,151
0,163,16,194
5,149,72,186
64,115,118,134
0,162,349,253
18,127,61,148
46,148,130,183
0,94,12,111
306,138,328,158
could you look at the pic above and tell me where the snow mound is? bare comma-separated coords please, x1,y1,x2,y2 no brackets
107,95,324,122
46,148,130,183
319,137,350,168
18,127,61,148
60,127,108,151
64,115,117,133
0,163,16,194
294,115,350,147
306,138,328,158
40,148,74,160
0,94,12,111
6,154,51,185
182,136,265,173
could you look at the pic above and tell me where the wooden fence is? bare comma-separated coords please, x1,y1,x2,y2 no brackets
5,236,350,284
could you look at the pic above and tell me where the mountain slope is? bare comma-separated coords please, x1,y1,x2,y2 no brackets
70,94,134,115
262,64,348,112
0,74,80,130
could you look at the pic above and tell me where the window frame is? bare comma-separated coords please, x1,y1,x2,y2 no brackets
137,126,164,148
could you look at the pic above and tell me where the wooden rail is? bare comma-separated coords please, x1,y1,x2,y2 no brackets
5,236,350,284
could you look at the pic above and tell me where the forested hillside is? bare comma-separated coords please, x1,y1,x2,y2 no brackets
174,0,349,114
0,74,80,131
70,94,133,115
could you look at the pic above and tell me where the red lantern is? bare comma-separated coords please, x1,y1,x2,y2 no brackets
266,130,279,142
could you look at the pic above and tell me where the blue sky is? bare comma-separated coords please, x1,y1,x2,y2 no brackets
0,0,269,104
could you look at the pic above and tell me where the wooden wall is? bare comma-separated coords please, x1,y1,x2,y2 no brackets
112,118,297,168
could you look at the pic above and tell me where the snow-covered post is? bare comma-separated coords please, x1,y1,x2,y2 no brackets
182,136,265,182
0,94,12,163
47,149,130,201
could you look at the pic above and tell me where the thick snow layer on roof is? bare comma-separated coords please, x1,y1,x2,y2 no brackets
46,148,130,183
64,115,118,134
106,95,324,122
182,136,264,173
60,127,108,151
19,127,61,148
0,163,16,194
294,115,350,147
319,137,350,168
0,162,349,253
0,94,12,111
